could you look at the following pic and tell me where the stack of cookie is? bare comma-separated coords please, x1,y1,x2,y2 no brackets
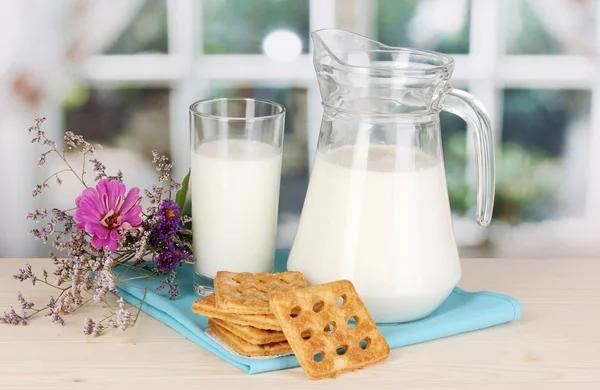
192,270,391,379
191,270,307,357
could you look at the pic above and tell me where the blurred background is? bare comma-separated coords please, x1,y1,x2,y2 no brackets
1,0,599,259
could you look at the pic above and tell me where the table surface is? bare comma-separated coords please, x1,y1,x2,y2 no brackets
1,257,599,389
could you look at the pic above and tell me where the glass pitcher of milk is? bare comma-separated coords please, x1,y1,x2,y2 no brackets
287,29,495,324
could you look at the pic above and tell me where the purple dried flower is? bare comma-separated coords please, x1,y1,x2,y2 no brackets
132,229,151,260
154,242,190,272
90,158,107,181
32,184,48,197
155,271,176,293
27,209,48,222
166,270,177,284
52,208,75,233
154,251,176,273
30,218,56,244
91,322,104,337
149,200,181,247
152,151,173,177
92,252,117,304
115,298,131,330
37,151,51,167
43,138,57,148
83,318,94,335
28,117,47,144
86,144,102,155
168,281,180,300
14,264,37,285
155,271,180,300
45,296,65,326
107,170,123,183
64,131,86,150
1,307,26,325
17,292,34,311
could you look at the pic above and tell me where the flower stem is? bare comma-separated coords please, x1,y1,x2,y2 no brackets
81,152,87,183
52,147,87,188
120,275,156,281
25,286,68,320
43,169,71,185
35,279,69,291
131,277,151,326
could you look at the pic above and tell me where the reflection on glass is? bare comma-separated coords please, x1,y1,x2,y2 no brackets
102,0,168,54
204,86,308,248
504,0,596,55
202,0,309,54
500,89,591,222
376,0,470,54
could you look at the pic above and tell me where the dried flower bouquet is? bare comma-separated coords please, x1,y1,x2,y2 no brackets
2,118,193,337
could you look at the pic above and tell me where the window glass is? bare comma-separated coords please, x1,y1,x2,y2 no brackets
202,0,310,55
504,0,596,55
376,0,470,54
499,89,591,223
102,0,168,54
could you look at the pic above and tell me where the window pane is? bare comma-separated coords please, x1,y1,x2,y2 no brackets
202,0,310,55
500,89,591,222
102,0,168,54
203,85,309,248
376,0,470,54
504,0,596,55
60,87,171,206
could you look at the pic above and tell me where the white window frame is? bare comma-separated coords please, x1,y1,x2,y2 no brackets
76,0,600,237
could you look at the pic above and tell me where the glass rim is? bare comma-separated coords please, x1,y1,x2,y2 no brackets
189,97,286,121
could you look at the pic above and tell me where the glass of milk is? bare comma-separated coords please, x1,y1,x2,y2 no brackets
189,98,285,296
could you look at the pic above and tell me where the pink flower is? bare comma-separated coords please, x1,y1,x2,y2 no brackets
74,179,142,252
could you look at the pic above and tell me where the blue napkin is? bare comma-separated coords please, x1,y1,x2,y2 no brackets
115,250,522,374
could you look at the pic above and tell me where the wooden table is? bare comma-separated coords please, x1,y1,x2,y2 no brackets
1,258,599,389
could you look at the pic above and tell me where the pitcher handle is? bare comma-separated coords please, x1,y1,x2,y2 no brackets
441,88,495,226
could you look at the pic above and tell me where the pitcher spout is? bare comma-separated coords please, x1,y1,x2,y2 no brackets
310,29,455,115
311,28,389,70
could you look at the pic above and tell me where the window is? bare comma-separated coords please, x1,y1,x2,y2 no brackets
202,0,310,54
39,0,600,257
376,0,470,54
102,0,169,55
504,0,596,55
500,89,591,222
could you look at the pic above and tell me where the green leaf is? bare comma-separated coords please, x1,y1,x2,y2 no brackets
175,169,191,212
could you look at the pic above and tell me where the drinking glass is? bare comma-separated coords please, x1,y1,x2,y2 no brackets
190,98,285,296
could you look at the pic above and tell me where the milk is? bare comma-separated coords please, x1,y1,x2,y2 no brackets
192,139,282,278
287,145,460,323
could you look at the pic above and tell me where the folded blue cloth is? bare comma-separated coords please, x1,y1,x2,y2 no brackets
115,250,521,374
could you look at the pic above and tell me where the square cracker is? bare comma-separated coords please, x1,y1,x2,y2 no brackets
270,280,390,379
210,318,287,345
191,294,281,331
214,271,307,315
208,319,292,357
